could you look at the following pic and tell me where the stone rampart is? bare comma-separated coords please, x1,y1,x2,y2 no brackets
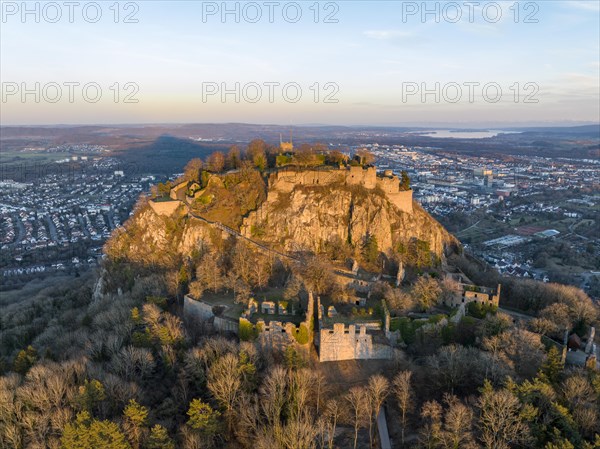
319,323,394,362
268,166,413,214
148,200,182,217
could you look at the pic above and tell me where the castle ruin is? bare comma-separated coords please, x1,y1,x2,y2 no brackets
268,165,413,214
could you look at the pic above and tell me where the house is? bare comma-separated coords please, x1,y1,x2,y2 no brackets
443,270,501,308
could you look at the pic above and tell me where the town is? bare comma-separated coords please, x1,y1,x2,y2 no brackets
0,154,157,289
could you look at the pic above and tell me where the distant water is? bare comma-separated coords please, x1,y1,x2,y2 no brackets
415,130,521,139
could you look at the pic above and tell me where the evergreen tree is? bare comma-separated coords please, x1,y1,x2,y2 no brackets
186,398,220,436
13,345,37,375
400,170,411,190
363,235,379,264
123,399,149,449
146,425,175,449
61,411,130,449
540,346,564,383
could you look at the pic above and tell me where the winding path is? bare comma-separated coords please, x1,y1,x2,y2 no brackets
186,207,299,262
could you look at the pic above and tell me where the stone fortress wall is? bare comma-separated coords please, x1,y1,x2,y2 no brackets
254,291,314,351
316,297,397,362
148,200,183,216
269,165,413,214
318,323,395,362
184,292,315,351
183,295,239,334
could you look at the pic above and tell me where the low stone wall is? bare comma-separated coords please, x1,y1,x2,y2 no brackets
183,295,239,334
214,316,239,334
183,295,214,321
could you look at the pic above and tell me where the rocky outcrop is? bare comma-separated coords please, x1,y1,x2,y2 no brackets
241,184,456,257
106,169,458,267
104,205,221,267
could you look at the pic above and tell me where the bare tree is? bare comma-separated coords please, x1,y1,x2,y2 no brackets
227,145,242,170
419,400,442,449
346,386,367,449
393,370,413,445
477,382,530,449
355,148,375,166
232,392,260,447
367,375,389,448
440,394,476,449
289,369,313,423
232,241,255,286
184,158,204,182
252,252,273,291
260,366,288,429
322,398,342,449
207,151,226,173
311,371,329,416
207,353,242,432
196,252,223,292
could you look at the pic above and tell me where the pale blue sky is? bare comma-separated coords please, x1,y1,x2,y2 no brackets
1,1,599,126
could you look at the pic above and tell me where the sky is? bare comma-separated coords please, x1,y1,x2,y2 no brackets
1,0,599,126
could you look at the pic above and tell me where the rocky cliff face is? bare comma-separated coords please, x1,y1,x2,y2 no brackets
105,173,458,267
104,204,216,267
240,184,457,257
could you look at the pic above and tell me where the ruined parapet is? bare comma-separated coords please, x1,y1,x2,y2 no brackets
586,327,596,354
319,322,394,362
269,168,345,192
256,321,295,352
148,199,183,216
382,299,391,334
450,303,466,324
170,182,188,201
184,295,239,334
382,299,401,346
386,190,413,214
346,165,377,188
268,165,413,214
396,261,405,287
183,295,215,321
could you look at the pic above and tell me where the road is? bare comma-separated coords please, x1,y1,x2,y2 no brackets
456,220,481,237
377,407,392,449
498,306,534,322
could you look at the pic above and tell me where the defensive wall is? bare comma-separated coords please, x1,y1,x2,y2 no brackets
183,295,239,334
317,296,397,362
268,166,413,214
184,292,314,351
148,199,183,216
